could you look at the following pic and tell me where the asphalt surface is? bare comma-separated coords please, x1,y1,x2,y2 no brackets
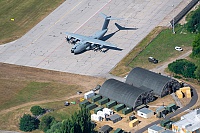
0,0,184,77
135,86,198,133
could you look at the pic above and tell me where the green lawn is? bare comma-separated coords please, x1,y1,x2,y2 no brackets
0,0,64,44
0,81,80,110
128,25,196,69
0,99,80,132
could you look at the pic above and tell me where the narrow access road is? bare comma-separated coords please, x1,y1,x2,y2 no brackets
135,85,198,133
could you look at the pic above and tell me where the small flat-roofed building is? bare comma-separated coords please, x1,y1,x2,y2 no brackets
84,91,95,99
148,124,165,133
137,108,154,118
99,125,113,133
109,114,121,123
161,130,175,133
172,108,200,133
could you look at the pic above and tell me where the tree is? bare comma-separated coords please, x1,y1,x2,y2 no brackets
191,33,200,58
47,106,94,133
186,6,200,33
30,105,45,116
19,114,40,132
195,62,200,80
39,115,55,132
168,59,197,78
46,121,62,133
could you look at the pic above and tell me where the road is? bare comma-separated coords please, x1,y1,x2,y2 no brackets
0,0,184,77
135,85,198,133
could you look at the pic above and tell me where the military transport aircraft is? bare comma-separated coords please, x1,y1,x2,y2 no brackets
65,13,121,54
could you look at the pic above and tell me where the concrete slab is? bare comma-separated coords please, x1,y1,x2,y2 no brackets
0,0,185,77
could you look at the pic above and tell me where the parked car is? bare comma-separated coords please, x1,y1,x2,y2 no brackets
175,46,183,51
148,57,158,64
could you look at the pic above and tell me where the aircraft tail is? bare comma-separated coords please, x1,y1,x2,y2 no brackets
115,23,124,30
100,13,122,30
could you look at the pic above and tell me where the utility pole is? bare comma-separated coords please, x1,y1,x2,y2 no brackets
172,5,175,34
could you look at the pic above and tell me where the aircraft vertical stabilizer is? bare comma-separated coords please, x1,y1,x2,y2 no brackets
100,13,122,30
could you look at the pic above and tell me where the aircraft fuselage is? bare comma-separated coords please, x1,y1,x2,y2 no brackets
71,29,108,54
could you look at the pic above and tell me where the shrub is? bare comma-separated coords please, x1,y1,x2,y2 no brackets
30,105,45,116
19,114,40,132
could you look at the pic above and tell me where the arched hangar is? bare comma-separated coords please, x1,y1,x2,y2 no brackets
99,79,154,108
125,67,180,97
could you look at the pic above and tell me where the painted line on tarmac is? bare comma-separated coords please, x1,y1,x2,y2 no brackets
36,0,113,67
35,1,83,67
73,0,113,33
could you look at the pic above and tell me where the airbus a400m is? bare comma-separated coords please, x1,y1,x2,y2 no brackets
65,13,121,54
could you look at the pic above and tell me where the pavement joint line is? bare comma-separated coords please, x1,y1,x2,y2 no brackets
0,0,83,54
36,0,113,67
73,0,113,33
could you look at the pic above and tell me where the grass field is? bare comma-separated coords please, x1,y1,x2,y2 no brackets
0,98,80,132
111,26,164,77
0,63,104,131
0,81,80,110
111,25,195,76
0,0,64,44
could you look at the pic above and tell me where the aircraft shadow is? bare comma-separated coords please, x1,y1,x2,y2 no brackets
102,23,138,41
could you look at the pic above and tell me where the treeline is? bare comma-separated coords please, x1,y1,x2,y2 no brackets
168,5,200,80
19,106,94,133
45,107,94,133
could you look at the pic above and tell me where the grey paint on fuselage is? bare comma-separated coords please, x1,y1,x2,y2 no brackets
66,13,118,54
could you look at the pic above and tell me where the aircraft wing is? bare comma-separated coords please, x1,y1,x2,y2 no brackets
86,38,117,48
66,32,89,41
66,32,117,48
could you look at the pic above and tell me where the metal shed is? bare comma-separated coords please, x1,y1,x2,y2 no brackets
106,100,117,108
86,103,97,110
148,124,165,133
109,114,122,123
99,79,154,108
114,104,125,112
98,97,109,105
94,106,104,114
99,125,113,133
91,95,102,103
114,128,123,133
137,108,154,118
126,67,180,97
79,100,90,107
122,107,133,115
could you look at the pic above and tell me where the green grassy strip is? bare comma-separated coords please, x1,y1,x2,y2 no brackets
128,25,195,69
111,26,164,77
0,0,64,44
0,81,80,110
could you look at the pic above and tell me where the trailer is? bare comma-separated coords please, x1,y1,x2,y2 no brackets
122,107,133,115
86,103,97,110
114,104,125,112
94,106,103,114
91,95,102,103
98,97,109,105
79,100,90,107
106,100,117,108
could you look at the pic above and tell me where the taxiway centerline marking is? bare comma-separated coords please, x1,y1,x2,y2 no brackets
73,0,113,33
36,0,113,67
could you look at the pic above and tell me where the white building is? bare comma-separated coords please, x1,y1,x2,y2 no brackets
172,108,200,133
91,114,102,121
84,91,95,99
103,108,113,115
97,111,106,118
148,124,165,133
137,108,154,118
